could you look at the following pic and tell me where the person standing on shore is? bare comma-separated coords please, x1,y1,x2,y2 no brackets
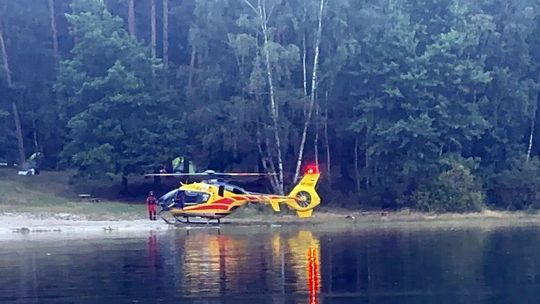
146,191,158,221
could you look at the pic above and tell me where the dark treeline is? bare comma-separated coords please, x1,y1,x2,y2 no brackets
0,0,539,211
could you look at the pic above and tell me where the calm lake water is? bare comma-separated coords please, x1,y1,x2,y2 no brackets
1,225,540,304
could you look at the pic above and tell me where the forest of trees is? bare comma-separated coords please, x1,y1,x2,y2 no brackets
0,0,539,212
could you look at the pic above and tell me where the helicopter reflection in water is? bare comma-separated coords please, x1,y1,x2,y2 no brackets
284,230,321,304
173,229,321,303
179,229,248,295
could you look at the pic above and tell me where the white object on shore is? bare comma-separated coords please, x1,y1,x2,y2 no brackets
17,168,35,176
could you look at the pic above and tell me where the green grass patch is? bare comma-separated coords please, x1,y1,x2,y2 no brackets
0,168,145,220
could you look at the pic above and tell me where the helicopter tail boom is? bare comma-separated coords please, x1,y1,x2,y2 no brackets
244,165,321,217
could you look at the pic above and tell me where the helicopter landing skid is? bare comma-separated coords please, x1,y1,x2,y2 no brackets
159,211,221,225
174,216,221,225
158,211,177,225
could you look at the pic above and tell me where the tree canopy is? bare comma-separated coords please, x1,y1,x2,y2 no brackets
0,0,539,211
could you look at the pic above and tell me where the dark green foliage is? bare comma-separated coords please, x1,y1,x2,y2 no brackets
412,156,486,212
0,0,539,208
56,0,184,179
0,106,15,163
349,0,492,209
489,158,540,210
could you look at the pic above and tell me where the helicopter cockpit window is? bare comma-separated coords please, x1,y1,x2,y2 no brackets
231,187,246,194
159,189,179,205
183,191,210,206
223,184,247,194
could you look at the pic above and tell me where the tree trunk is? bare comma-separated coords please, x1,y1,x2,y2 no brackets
259,3,284,194
242,0,285,193
293,0,325,183
365,148,369,190
364,129,370,190
324,89,331,183
354,137,361,194
0,29,26,165
263,129,281,192
302,3,308,115
121,175,129,194
12,102,25,165
150,0,156,58
187,45,196,102
162,0,169,67
257,128,279,192
31,113,39,153
526,71,540,162
0,30,12,87
302,34,308,114
128,0,136,37
47,0,59,62
314,104,319,168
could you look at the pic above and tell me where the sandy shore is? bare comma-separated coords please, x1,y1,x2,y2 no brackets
3,209,540,239
0,212,169,236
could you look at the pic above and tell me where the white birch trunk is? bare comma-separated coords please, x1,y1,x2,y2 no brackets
527,71,540,162
242,0,285,193
293,0,325,183
12,102,25,165
261,9,284,194
354,137,361,194
128,0,136,37
187,45,196,102
163,0,169,67
302,34,308,115
527,118,535,162
0,30,12,87
32,115,39,153
302,3,308,115
47,0,59,62
314,104,319,168
150,0,156,58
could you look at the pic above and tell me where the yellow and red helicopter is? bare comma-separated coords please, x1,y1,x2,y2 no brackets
145,164,321,224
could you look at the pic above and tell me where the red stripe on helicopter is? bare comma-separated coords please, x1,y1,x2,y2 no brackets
188,204,229,211
233,196,248,201
213,198,235,205
186,198,235,211
247,195,258,200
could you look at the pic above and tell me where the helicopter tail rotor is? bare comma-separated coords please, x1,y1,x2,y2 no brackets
287,164,321,218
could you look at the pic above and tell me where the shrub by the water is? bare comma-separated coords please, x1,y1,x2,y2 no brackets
488,157,540,210
413,158,485,213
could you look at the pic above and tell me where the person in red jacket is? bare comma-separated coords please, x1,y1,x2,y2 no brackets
146,191,158,221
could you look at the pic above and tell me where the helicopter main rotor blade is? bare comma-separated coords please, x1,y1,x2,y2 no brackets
144,172,277,177
215,173,278,176
144,173,211,177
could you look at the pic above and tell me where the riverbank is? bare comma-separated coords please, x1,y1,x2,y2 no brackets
4,209,540,237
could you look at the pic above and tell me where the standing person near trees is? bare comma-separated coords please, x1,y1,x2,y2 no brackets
146,191,158,221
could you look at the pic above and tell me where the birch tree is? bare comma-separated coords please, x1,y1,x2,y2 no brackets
128,0,136,37
293,0,325,183
163,0,169,67
526,71,540,162
150,0,156,58
242,0,285,194
47,0,59,62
